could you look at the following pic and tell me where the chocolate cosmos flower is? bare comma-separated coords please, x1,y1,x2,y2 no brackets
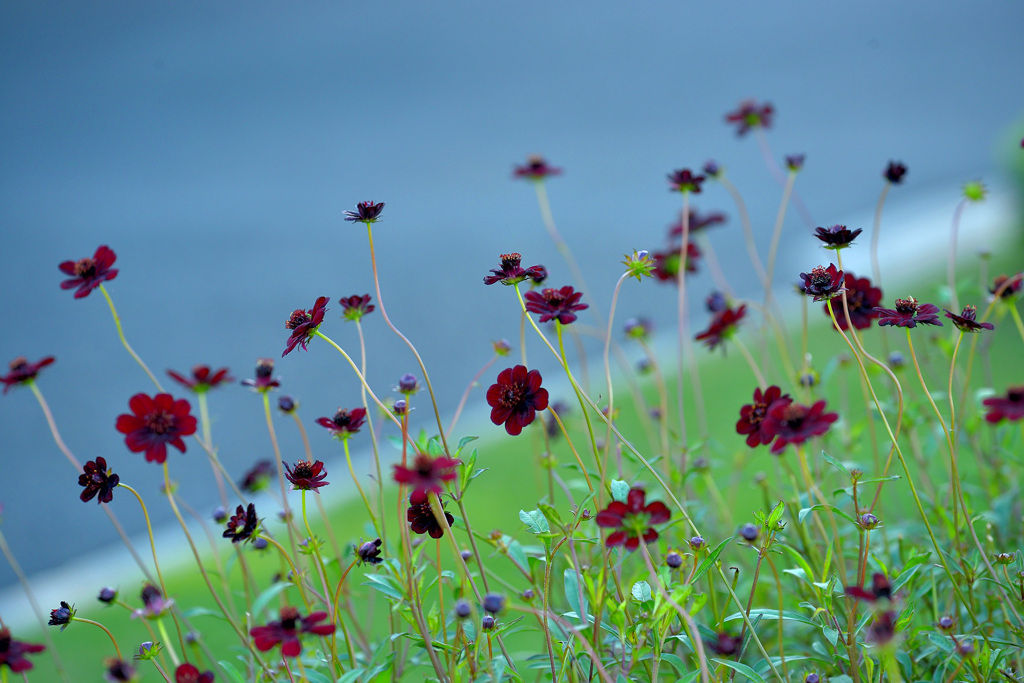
338,294,374,322
0,628,45,672
316,407,367,438
814,225,863,250
116,393,197,464
524,285,589,325
827,273,882,331
695,305,747,351
223,503,260,544
239,460,275,493
282,296,328,357
250,606,336,657
725,100,774,136
884,161,907,184
483,253,545,286
407,489,454,538
486,365,549,436
241,358,281,392
800,264,845,302
1,356,55,394
667,168,705,193
285,460,329,492
989,273,1022,300
58,245,119,299
343,201,384,224
651,244,701,280
875,296,942,328
167,365,233,393
48,601,74,631
668,209,727,237
174,663,214,683
392,453,459,496
79,457,120,504
594,488,671,551
736,386,792,448
357,538,383,565
764,400,839,454
845,572,892,602
983,386,1024,424
513,155,562,180
944,305,994,333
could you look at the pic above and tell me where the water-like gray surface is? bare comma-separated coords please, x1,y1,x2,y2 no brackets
2,1,1023,597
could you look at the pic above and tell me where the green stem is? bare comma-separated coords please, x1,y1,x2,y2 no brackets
342,437,380,535
98,283,163,390
197,391,229,508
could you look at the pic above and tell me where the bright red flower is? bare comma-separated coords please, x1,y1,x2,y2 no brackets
695,305,747,351
285,460,329,492
1,356,55,394
116,393,197,464
764,400,839,454
58,245,119,299
316,407,367,438
166,365,233,393
827,273,882,331
983,386,1024,424
392,453,459,496
175,663,214,683
594,488,671,551
513,155,562,181
725,100,774,136
486,365,549,436
524,285,589,325
736,386,792,448
282,296,328,357
250,606,335,657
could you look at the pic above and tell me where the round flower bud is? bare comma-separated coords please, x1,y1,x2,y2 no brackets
666,551,683,569
521,589,534,601
98,587,117,604
740,523,759,542
688,536,705,552
860,513,880,530
252,538,269,551
957,640,975,658
888,351,905,368
481,615,495,631
454,600,471,619
937,615,955,632
483,593,505,615
460,549,473,561
393,399,408,416
212,506,227,524
805,674,820,683
277,395,296,413
398,373,419,395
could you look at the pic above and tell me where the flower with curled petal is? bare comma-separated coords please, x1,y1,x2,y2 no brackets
524,286,589,325
343,201,384,225
285,459,329,492
667,168,704,193
166,365,233,393
814,225,863,250
250,606,335,657
282,296,328,357
725,100,774,136
983,386,1024,424
800,264,845,302
316,407,366,439
513,155,561,180
1,356,55,394
116,393,197,464
79,457,120,504
486,365,549,436
944,305,994,333
338,294,374,322
874,296,942,328
764,400,839,454
58,245,119,298
736,386,791,448
594,488,671,551
695,305,746,351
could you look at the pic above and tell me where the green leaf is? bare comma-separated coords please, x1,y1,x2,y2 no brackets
564,568,588,623
362,574,405,602
821,450,851,478
519,509,550,534
631,580,653,603
691,538,731,583
610,479,630,502
766,500,786,529
538,502,564,530
711,658,767,683
456,435,478,451
459,448,479,491
822,626,839,647
505,538,530,572
250,581,293,619
216,661,245,683
660,653,689,674
181,607,228,621
723,608,816,627
336,670,366,683
303,671,332,683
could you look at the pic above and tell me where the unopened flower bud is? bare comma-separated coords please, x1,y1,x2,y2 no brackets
994,552,1015,565
483,593,505,615
212,506,227,524
481,615,495,631
689,536,705,552
277,395,296,413
805,675,820,683
937,615,955,632
460,549,473,561
740,523,759,542
455,600,471,619
860,513,880,530
398,373,419,394
521,589,534,600
98,587,117,604
666,551,683,569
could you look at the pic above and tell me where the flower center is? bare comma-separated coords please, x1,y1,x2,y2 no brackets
285,310,311,330
894,297,918,314
292,460,314,478
1008,387,1024,402
144,411,175,435
779,403,808,428
73,257,96,277
279,606,299,629
809,267,831,289
500,384,524,408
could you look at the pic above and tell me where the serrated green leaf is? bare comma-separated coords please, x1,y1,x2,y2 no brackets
519,509,549,534
610,479,630,502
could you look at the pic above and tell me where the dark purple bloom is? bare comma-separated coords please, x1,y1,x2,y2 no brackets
594,488,671,551
785,154,806,171
884,161,907,184
1,356,55,393
343,201,384,224
167,365,233,393
223,503,260,544
241,358,280,392
846,572,892,602
397,373,419,394
285,460,329,492
875,296,943,328
0,629,45,673
316,407,367,438
116,393,197,464
483,253,545,286
989,273,1023,300
667,168,705,193
524,285,589,325
79,457,120,504
239,460,276,493
357,538,383,565
48,601,74,631
175,663,215,683
408,489,454,538
705,290,727,313
668,209,727,237
486,365,549,436
133,584,173,620
105,658,136,682
98,587,117,604
278,395,296,413
983,386,1024,424
529,264,548,285
392,453,459,496
736,386,792,448
764,400,839,454
283,296,328,357
944,305,994,333
827,273,882,331
695,305,747,351
814,224,863,250
250,606,336,657
739,523,759,542
59,245,119,299
483,593,505,615
705,631,742,656
800,264,845,302
725,99,774,136
339,294,374,322
513,155,562,180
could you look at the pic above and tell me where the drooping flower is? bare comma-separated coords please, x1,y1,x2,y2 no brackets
338,294,374,322
524,285,589,325
594,488,671,551
282,296,328,357
736,386,792,448
989,273,1023,300
241,358,280,392
166,365,234,393
983,386,1024,424
174,663,215,683
884,161,907,184
48,601,75,631
483,253,545,286
651,244,701,280
513,155,562,181
813,225,863,250
667,168,705,193
223,503,260,544
239,460,275,493
407,490,454,538
392,453,459,496
132,584,173,620
725,100,774,136
115,393,197,464
343,201,384,225
845,572,892,602
667,209,727,237
356,538,383,565
486,365,549,436
316,407,367,438
944,305,994,333
285,460,329,492
58,245,119,299
764,400,839,454
79,457,120,504
827,273,883,331
695,305,747,351
529,264,548,285
250,606,336,657
800,264,845,302
104,658,136,682
1,356,55,393
875,296,943,328
0,628,45,673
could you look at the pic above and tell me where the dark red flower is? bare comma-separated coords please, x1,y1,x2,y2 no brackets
250,606,335,657
357,538,383,565
668,209,727,237
167,365,233,393
223,503,260,544
764,400,839,454
343,201,384,225
800,264,845,302
594,488,671,551
651,244,701,281
529,264,548,285
104,658,136,682
989,273,1023,300
736,386,792,448
116,393,197,464
316,407,367,438
285,460,329,492
48,601,75,631
393,453,459,496
486,365,549,436
339,294,374,322
944,305,994,333
667,168,705,193
983,386,1024,424
133,584,173,620
0,628,45,672
884,161,907,184
241,358,280,392
846,572,892,602
239,460,275,493
58,245,119,299
785,154,806,172
175,663,214,683
1,356,55,394
695,305,747,351
483,253,545,286
407,489,454,538
705,632,741,657
875,296,943,328
282,296,328,357
827,273,882,331
79,457,120,504
513,155,562,181
814,225,863,250
524,285,589,325
725,100,774,136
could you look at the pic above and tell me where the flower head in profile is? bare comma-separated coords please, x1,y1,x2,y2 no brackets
800,264,845,301
667,168,705,193
725,99,774,136
651,243,701,282
239,460,276,493
250,606,336,657
167,365,233,393
0,628,45,673
944,305,994,333
875,296,942,328
343,201,384,225
116,393,197,464
983,386,1024,424
316,407,367,439
785,154,806,172
621,250,654,282
407,490,454,538
695,305,747,351
241,358,281,392
59,245,119,298
524,286,589,325
513,155,562,181
282,296,328,357
79,457,120,504
1,356,55,394
845,572,892,603
763,400,839,454
884,161,907,184
104,658,137,682
594,488,671,551
48,601,75,631
223,503,260,544
174,663,215,683
133,584,173,620
668,209,727,237
486,365,549,436
989,273,1023,300
736,386,792,448
285,460,329,492
338,294,374,322
814,225,863,250
483,253,545,286
356,538,383,565
827,273,882,331
393,453,459,496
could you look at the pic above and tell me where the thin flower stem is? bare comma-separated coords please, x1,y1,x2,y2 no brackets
447,353,498,437
870,182,890,290
754,129,814,229
732,335,767,389
697,232,734,297
287,413,342,561
313,331,403,431
947,198,968,312
118,484,172,607
763,170,796,331
548,406,594,492
342,437,380,536
197,391,229,508
1010,304,1024,345
300,491,341,667
149,660,173,683
557,322,605,487
155,620,181,667
98,283,163,390
533,180,600,320
675,190,692,464
717,175,768,288
603,272,630,472
355,320,388,553
262,393,300,560
636,338,671,464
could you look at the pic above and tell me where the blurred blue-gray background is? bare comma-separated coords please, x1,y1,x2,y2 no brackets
2,2,1022,595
